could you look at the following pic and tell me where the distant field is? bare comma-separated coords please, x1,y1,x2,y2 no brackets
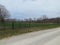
0,22,60,39
0,22,60,29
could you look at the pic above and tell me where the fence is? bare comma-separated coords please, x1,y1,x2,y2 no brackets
0,22,33,30
0,21,59,30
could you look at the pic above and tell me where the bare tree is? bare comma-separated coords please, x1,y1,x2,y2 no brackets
0,4,10,22
41,15,48,20
0,4,10,29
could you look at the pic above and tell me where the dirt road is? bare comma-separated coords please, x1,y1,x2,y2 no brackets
0,28,60,45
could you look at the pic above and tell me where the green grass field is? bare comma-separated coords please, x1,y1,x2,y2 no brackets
0,22,60,29
0,22,60,39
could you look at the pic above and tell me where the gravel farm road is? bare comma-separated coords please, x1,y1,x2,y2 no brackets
0,27,60,45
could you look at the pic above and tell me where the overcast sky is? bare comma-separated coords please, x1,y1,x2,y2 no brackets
0,0,60,19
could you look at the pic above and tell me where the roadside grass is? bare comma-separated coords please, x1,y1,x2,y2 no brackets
0,23,60,39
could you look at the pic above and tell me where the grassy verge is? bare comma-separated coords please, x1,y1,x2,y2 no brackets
0,23,60,39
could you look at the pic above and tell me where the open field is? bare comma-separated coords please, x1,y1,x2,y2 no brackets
0,23,60,39
0,22,60,29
